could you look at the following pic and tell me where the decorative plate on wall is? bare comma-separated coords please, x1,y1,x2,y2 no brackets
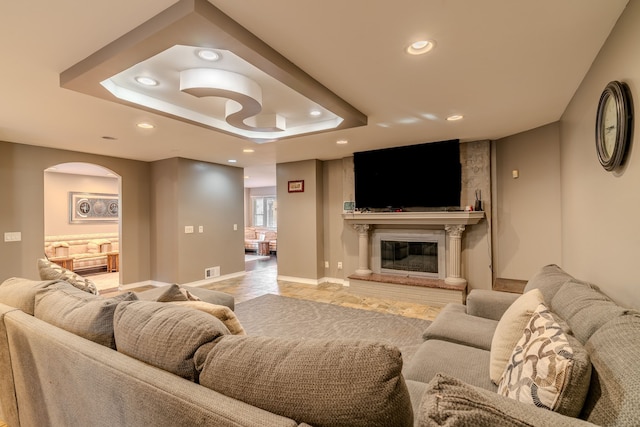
595,80,633,171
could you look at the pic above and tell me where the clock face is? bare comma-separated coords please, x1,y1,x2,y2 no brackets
596,81,633,171
602,95,617,159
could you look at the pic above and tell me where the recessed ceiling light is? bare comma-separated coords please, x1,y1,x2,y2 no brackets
137,122,155,129
336,139,348,145
228,159,237,163
242,148,255,153
134,76,158,86
196,49,220,61
406,40,435,55
446,114,464,121
309,109,322,117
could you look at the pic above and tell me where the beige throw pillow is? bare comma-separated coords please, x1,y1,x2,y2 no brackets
169,300,245,335
489,288,544,384
37,258,98,295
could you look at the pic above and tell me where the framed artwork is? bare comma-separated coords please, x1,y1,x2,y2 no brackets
288,180,304,193
69,192,119,223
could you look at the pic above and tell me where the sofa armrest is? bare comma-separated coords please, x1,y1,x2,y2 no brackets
466,289,520,321
418,374,596,427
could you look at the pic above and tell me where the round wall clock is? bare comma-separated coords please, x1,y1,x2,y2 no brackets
595,80,633,171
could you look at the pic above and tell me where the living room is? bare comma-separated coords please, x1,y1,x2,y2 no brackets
1,0,639,425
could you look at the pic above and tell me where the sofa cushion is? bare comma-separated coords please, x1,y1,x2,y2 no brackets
0,277,62,315
37,258,98,295
423,303,498,350
113,301,230,382
581,314,640,426
168,301,245,335
196,336,413,427
551,279,632,344
522,264,573,303
34,282,138,349
497,303,591,417
489,288,544,384
420,373,595,427
404,339,496,391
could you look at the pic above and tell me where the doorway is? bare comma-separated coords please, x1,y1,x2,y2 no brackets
43,162,122,292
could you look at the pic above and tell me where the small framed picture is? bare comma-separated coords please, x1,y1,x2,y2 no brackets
288,180,304,193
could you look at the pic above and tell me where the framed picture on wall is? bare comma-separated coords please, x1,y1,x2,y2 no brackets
69,192,119,223
288,180,304,193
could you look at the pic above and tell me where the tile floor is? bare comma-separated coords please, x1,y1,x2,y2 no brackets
101,255,442,321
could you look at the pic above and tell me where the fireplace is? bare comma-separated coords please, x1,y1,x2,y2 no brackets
372,230,445,279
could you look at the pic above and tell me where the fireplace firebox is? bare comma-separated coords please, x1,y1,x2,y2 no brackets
372,230,445,279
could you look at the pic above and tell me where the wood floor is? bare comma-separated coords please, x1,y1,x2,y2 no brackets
102,254,442,320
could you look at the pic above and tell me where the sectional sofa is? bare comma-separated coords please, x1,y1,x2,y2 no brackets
44,233,119,272
0,264,638,426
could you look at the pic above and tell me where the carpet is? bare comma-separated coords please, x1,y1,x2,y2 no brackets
235,294,431,365
244,254,271,262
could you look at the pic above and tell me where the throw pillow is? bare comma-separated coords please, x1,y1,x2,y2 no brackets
168,300,245,335
34,282,138,349
497,303,592,417
113,301,230,382
154,283,201,302
420,373,595,427
37,258,98,295
489,288,544,384
195,336,413,427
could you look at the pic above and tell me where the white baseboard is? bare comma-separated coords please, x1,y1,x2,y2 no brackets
119,270,246,290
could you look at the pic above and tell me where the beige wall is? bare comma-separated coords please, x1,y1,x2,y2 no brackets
44,170,119,236
151,158,245,284
277,160,324,281
0,141,150,284
493,123,562,280
559,0,640,308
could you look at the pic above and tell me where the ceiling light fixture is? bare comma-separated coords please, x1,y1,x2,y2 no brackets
134,76,158,86
228,159,237,163
407,40,435,55
60,0,367,143
336,139,348,145
242,148,255,153
446,114,464,121
137,122,155,129
196,49,220,61
309,109,322,117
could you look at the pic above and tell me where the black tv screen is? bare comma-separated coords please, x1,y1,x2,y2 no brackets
354,139,461,209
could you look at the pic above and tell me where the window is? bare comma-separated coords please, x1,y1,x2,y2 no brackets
252,196,277,228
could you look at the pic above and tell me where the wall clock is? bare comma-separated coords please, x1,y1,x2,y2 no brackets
595,80,633,171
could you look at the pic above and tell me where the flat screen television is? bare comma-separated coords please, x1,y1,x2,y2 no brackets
354,139,461,210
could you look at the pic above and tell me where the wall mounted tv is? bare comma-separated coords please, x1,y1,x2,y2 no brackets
354,139,461,210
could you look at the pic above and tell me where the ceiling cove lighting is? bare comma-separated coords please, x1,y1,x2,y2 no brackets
407,40,435,55
60,0,367,143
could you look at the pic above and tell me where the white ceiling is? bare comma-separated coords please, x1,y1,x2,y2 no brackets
0,0,628,188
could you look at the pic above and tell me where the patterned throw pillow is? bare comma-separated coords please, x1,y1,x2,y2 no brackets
497,303,592,417
37,258,99,295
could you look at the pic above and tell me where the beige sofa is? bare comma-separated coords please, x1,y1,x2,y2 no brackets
244,227,277,253
44,233,119,271
1,265,639,426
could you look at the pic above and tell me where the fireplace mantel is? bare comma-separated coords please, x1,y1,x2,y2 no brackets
342,211,484,226
342,211,485,285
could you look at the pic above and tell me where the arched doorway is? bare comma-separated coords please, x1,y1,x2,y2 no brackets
43,162,122,292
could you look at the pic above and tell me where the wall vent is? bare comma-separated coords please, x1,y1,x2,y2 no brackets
205,266,220,279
